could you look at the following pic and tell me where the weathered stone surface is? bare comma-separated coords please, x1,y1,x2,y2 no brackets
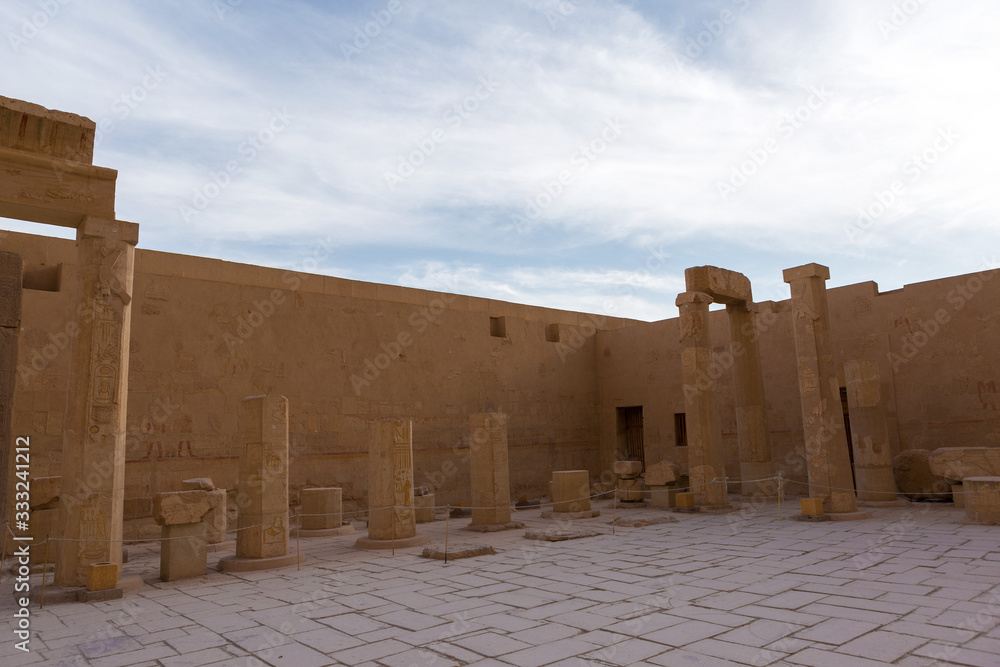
358,420,427,549
161,521,207,581
86,562,118,591
236,394,290,559
610,516,677,527
30,475,60,509
469,412,513,527
551,470,591,513
152,490,212,526
182,478,215,491
613,460,643,477
524,528,601,542
463,520,524,533
894,449,951,501
685,266,752,304
845,359,897,501
644,461,678,486
420,543,496,560
965,477,1000,525
205,489,227,544
414,493,436,523
414,486,431,497
301,487,343,531
929,447,1000,482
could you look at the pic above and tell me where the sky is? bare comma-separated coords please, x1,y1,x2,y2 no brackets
2,0,998,322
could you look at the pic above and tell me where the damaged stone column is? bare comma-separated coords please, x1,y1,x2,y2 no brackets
844,360,897,501
677,291,728,508
467,412,523,532
56,218,138,588
783,264,861,516
0,251,22,527
356,420,429,549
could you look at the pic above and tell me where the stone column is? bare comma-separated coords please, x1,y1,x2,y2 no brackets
56,218,137,588
356,420,428,549
467,412,521,531
726,302,775,498
236,394,289,559
782,264,858,514
844,360,897,501
0,251,22,527
677,291,728,508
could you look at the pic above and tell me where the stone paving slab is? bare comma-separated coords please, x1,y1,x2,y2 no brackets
1,500,998,665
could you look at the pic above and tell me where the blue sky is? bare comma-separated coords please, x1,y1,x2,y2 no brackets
3,0,998,321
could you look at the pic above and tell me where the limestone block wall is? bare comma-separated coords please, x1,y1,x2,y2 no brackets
3,230,634,516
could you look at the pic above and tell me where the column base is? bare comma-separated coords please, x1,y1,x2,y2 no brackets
29,574,143,605
218,551,301,572
540,510,601,519
290,525,355,538
354,534,429,550
463,521,525,533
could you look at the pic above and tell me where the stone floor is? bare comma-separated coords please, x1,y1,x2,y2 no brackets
2,498,999,666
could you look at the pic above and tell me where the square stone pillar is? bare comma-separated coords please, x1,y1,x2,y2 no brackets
783,264,858,515
0,252,22,527
235,394,289,559
56,218,138,588
845,360,897,501
726,302,776,498
356,420,428,549
677,291,728,508
468,412,519,529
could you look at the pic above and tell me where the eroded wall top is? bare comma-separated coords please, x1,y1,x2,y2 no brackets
0,95,95,164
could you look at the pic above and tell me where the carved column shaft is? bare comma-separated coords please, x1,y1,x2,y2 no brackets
56,218,138,587
845,360,896,501
470,412,511,526
677,291,728,507
0,252,23,526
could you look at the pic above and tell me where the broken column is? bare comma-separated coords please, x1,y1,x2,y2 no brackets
677,291,728,508
542,470,600,518
153,490,212,581
296,487,354,536
219,394,298,571
356,420,429,549
467,412,523,531
964,477,1000,524
613,461,645,505
56,218,138,588
0,252,21,528
726,302,776,498
783,264,861,516
844,360,897,501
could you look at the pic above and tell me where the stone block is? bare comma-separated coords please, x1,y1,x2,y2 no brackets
301,487,343,531
153,490,212,526
552,470,591,513
613,461,643,477
644,461,678,486
675,492,694,509
930,448,1000,482
801,498,824,517
952,483,965,508
182,477,215,491
29,476,60,509
965,477,1000,525
685,265,752,304
161,522,208,581
86,562,118,591
421,543,496,560
618,477,645,502
469,412,512,527
894,449,951,501
205,489,227,543
648,485,675,508
414,494,436,523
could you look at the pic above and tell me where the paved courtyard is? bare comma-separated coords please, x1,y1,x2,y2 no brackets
3,499,999,666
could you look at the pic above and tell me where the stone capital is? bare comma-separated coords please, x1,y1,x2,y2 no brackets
675,290,713,308
782,263,830,283
78,217,139,246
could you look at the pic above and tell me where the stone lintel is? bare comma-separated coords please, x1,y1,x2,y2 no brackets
684,266,752,304
1,95,96,163
675,290,713,308
782,263,831,283
78,217,140,245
